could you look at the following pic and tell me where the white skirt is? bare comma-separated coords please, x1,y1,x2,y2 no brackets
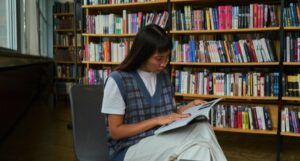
124,122,227,161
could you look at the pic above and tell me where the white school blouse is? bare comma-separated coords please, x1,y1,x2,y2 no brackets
101,69,157,115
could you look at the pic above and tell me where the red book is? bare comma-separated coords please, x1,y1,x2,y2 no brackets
253,4,258,28
238,110,243,128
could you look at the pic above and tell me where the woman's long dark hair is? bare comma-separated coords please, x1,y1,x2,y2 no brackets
115,24,173,71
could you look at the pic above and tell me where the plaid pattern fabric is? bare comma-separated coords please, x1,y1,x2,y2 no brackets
107,70,175,158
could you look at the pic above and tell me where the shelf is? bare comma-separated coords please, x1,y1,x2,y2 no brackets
281,132,300,137
170,27,280,34
53,12,74,16
284,26,300,31
82,33,136,37
282,97,300,101
82,0,167,9
54,45,82,48
170,62,280,66
55,61,80,64
55,29,81,32
283,62,300,66
175,93,278,100
82,61,121,65
214,127,277,135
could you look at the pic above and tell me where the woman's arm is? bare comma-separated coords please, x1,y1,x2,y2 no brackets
107,113,190,140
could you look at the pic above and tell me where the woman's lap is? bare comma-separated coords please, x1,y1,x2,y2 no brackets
124,122,226,161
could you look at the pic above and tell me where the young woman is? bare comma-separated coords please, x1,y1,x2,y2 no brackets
101,24,227,161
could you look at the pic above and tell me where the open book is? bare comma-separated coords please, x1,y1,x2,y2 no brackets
154,98,223,135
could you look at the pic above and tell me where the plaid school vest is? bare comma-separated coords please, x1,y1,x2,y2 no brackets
106,70,175,158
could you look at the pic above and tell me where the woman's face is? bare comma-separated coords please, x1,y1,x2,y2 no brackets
140,50,170,73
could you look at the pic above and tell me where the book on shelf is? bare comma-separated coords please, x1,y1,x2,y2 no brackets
211,105,272,130
172,4,278,31
87,67,112,85
86,10,169,34
174,69,279,97
56,64,79,79
285,74,300,97
285,33,300,62
155,98,223,135
281,107,300,133
53,2,74,13
84,38,133,62
54,33,82,47
283,3,300,27
83,0,163,5
171,36,277,63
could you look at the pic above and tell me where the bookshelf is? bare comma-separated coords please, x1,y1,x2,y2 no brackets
81,0,300,160
53,1,82,102
81,0,169,84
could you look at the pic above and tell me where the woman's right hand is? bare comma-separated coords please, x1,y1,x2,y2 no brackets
155,113,191,126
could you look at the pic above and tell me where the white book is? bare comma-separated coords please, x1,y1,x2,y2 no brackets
239,40,248,62
260,38,271,62
285,107,290,132
248,107,254,130
154,98,223,135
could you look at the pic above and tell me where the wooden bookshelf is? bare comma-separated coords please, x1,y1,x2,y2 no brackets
81,61,121,65
82,33,136,37
170,62,280,66
54,45,82,48
283,62,300,66
284,26,300,31
170,27,280,34
214,127,277,135
55,61,81,64
281,132,300,137
282,97,300,101
55,29,81,32
53,12,73,16
175,93,278,100
82,0,167,9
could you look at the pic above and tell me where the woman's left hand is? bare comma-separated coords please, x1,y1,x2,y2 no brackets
191,99,206,106
177,99,206,114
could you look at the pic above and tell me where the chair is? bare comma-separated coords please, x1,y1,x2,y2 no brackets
69,84,110,161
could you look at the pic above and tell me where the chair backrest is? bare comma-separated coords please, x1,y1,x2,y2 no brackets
69,84,110,161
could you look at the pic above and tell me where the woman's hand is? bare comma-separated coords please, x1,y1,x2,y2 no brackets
177,99,206,114
191,99,207,106
155,113,191,125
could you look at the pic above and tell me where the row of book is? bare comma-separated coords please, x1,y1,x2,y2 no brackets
54,34,82,47
83,0,160,5
174,70,280,97
285,74,300,97
54,50,77,62
283,3,300,27
87,68,112,85
281,107,300,133
54,17,74,30
56,65,78,79
53,2,74,13
172,4,278,31
83,39,133,62
86,11,168,34
210,105,272,130
172,37,276,63
285,33,300,62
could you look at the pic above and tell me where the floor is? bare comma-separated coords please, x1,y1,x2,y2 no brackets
0,99,299,161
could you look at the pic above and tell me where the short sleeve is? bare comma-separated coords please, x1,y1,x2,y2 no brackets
101,77,126,115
